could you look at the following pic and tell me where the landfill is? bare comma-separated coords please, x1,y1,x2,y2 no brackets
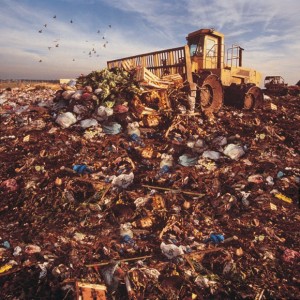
0,67,299,299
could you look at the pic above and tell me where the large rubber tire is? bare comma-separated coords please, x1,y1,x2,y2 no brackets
244,86,263,110
199,74,224,113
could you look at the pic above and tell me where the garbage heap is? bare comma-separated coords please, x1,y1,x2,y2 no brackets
0,67,300,300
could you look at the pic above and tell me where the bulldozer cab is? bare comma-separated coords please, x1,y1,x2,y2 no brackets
186,28,262,111
186,28,261,89
186,29,224,72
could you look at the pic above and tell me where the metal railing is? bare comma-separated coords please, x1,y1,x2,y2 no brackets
107,46,191,79
226,44,241,67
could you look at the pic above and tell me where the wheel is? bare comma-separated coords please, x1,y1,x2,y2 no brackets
199,74,224,113
244,92,254,110
244,86,263,109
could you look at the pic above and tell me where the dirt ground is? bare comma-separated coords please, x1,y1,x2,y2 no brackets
0,79,299,299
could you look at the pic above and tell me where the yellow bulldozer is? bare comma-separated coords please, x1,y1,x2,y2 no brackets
107,28,263,112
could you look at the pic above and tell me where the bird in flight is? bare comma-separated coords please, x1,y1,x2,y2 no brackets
73,59,75,61
53,15,56,18
44,24,47,27
38,29,42,33
109,25,111,28
70,20,73,23
97,30,100,34
55,44,59,47
48,47,52,50
39,59,42,63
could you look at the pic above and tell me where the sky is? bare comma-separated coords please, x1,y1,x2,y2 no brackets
0,0,299,85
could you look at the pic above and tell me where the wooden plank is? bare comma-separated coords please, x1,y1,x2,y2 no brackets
162,74,183,81
76,281,106,300
136,67,172,89
121,60,132,70
184,45,193,83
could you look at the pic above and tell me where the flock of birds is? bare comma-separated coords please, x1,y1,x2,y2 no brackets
37,15,111,63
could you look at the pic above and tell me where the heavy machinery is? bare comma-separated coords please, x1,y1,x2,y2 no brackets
264,76,288,96
264,76,300,96
107,28,263,112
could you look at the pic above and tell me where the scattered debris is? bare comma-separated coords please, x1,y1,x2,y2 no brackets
0,67,299,299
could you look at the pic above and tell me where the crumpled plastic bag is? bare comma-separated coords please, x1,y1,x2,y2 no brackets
73,164,92,174
127,122,140,136
160,153,173,168
134,196,150,208
202,150,221,161
204,234,224,244
96,106,114,121
80,118,98,129
55,112,77,128
71,90,83,100
13,246,22,256
38,262,49,279
2,241,10,249
101,262,123,291
187,138,207,153
127,122,143,144
160,241,184,259
102,122,122,135
223,144,245,160
120,223,133,239
178,154,199,166
110,172,134,188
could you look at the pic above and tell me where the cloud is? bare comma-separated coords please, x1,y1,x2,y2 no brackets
0,0,159,79
0,0,299,84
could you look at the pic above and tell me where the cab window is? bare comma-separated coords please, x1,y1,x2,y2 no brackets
206,38,216,57
190,43,203,56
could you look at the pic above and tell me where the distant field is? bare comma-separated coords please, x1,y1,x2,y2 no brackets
0,81,61,90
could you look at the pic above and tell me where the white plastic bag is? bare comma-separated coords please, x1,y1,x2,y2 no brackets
55,112,77,128
202,150,221,161
160,242,184,259
80,118,98,129
223,144,245,160
97,106,114,121
71,90,83,100
111,172,134,188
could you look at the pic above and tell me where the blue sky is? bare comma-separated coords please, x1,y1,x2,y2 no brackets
0,0,299,85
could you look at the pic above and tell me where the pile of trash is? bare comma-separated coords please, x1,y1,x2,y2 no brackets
0,68,299,299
